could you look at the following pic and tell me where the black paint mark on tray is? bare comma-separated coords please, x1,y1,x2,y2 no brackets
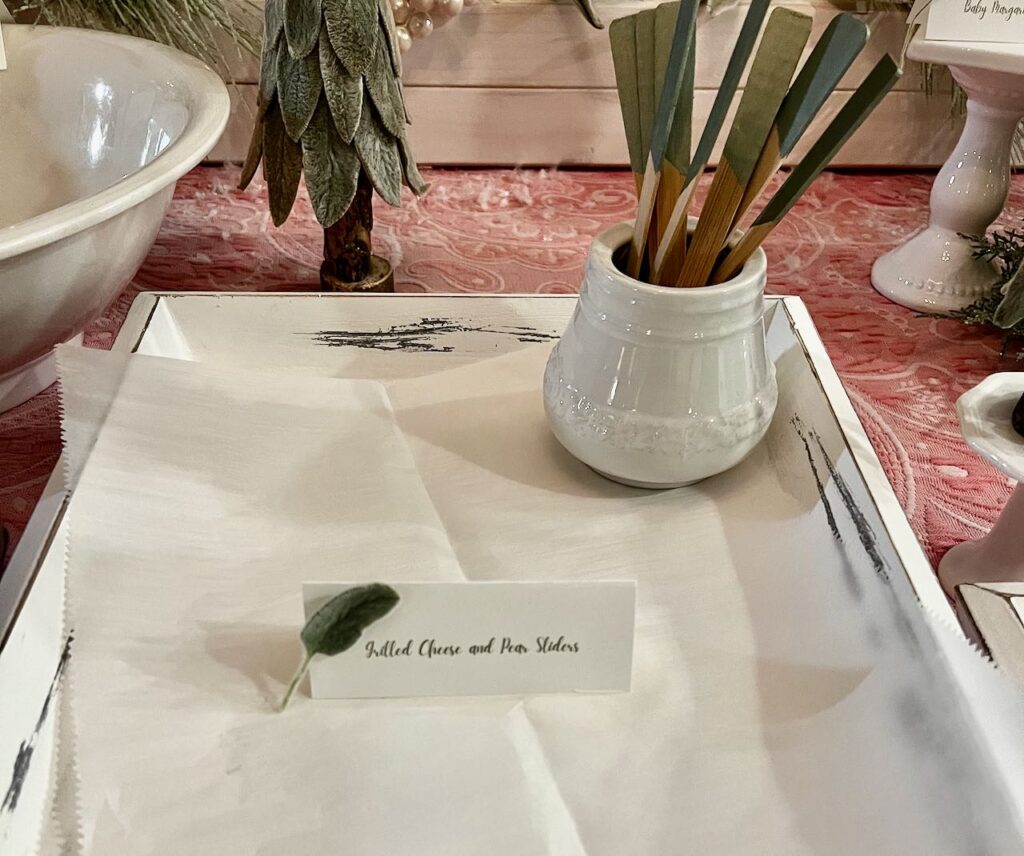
809,428,889,584
792,416,861,599
794,414,898,585
792,417,842,542
793,419,930,655
312,317,559,353
2,635,72,814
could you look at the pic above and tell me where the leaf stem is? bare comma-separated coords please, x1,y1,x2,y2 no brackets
279,651,313,712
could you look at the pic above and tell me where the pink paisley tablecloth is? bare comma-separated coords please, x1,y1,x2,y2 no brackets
1,166,1022,576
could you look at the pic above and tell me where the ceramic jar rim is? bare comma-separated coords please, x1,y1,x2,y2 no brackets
591,221,767,300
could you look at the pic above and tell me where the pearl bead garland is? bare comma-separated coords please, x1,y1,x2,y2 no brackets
391,0,410,23
407,11,433,38
390,0,466,52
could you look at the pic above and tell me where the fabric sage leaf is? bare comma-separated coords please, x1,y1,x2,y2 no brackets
324,0,375,75
259,36,279,104
301,584,400,657
263,101,303,226
572,0,604,29
280,583,400,710
277,45,323,141
265,0,285,46
284,0,322,59
355,98,403,206
398,134,428,196
319,26,363,143
302,98,361,227
238,108,266,191
365,39,405,139
378,0,403,78
994,263,1024,329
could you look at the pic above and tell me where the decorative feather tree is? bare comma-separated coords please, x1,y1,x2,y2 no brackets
239,0,427,291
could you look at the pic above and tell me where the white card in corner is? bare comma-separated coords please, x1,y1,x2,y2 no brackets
926,0,1024,43
302,581,636,699
0,25,7,72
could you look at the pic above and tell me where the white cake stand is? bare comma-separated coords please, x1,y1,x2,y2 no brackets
939,373,1024,596
872,35,1024,314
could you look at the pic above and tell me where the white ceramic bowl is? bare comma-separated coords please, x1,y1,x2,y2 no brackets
0,24,230,411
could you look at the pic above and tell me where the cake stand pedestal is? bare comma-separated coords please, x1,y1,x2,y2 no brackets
872,36,1024,314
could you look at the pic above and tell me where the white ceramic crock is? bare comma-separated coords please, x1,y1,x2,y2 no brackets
543,221,777,489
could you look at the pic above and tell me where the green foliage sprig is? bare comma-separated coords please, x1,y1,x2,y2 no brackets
280,583,400,710
7,0,261,76
945,228,1024,350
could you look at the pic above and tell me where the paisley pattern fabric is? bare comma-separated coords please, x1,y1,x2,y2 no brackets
1,166,1022,576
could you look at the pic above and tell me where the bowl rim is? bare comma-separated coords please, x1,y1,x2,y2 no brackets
0,24,231,262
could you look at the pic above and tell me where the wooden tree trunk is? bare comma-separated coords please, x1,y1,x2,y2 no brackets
320,169,394,292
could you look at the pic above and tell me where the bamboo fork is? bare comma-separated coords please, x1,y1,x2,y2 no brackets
635,7,658,175
609,15,643,193
711,56,902,284
653,2,696,254
676,7,812,288
608,0,893,290
725,13,869,238
650,0,771,286
624,0,699,278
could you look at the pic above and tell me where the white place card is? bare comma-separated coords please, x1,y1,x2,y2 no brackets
302,581,636,699
925,0,1024,43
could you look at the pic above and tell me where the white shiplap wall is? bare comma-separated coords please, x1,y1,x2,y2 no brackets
209,0,961,166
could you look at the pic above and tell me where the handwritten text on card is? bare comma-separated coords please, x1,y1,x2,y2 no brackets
926,0,1024,42
302,581,636,699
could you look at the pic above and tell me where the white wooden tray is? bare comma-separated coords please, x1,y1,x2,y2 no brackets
0,294,958,853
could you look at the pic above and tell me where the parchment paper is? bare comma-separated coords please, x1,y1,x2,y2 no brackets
51,343,1024,855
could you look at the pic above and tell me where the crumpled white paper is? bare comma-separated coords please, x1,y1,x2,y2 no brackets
50,342,1024,855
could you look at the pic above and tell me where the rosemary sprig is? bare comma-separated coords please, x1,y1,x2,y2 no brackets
928,229,1024,357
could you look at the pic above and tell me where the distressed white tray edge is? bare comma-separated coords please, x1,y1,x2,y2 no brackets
0,295,155,855
0,296,154,653
0,291,953,856
777,297,949,621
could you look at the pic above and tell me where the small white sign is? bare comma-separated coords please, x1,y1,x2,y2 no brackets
302,581,636,699
926,0,1024,43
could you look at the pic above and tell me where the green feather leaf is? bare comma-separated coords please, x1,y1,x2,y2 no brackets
238,108,265,191
285,0,322,58
259,36,279,104
365,40,406,139
398,134,428,196
319,26,363,144
301,584,400,658
355,98,403,206
263,101,303,226
302,97,362,227
280,583,400,709
265,0,285,46
324,0,376,75
277,45,323,141
378,0,403,78
572,0,604,29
